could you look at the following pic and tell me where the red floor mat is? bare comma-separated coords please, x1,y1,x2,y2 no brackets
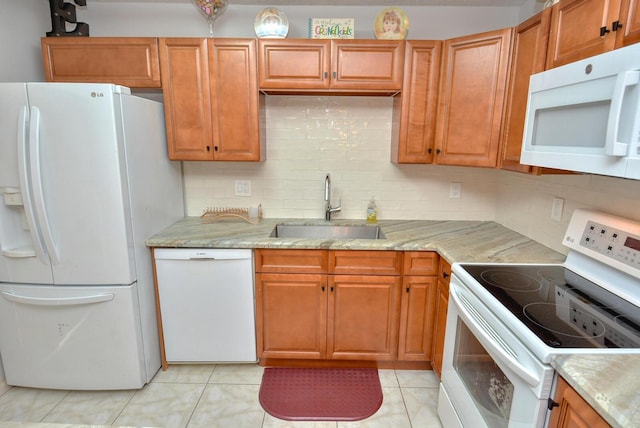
259,367,383,421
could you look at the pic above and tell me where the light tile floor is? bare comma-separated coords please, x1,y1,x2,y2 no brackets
0,365,444,428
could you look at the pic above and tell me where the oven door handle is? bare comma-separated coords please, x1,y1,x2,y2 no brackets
450,284,541,388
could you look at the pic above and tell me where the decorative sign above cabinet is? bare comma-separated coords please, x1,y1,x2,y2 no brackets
46,0,89,37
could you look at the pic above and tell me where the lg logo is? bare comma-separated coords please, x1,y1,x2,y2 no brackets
90,92,104,98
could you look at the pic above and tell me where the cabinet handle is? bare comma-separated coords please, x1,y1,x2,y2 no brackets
324,71,328,78
442,272,449,279
612,21,623,31
214,146,219,152
428,148,433,154
547,398,560,410
600,26,610,37
436,149,441,155
406,287,410,293
332,71,337,79
206,146,210,152
322,286,325,292
330,286,334,292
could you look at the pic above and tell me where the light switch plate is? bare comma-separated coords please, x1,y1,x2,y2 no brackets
551,197,564,221
449,182,462,199
235,180,251,197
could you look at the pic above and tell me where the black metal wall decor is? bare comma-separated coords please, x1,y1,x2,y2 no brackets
46,0,89,37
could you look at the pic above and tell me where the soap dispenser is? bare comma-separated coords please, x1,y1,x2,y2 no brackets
366,197,377,223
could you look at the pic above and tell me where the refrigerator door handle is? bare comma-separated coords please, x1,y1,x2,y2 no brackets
28,106,59,264
0,291,115,306
16,107,48,263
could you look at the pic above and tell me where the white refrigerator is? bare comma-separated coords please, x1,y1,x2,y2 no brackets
0,83,184,390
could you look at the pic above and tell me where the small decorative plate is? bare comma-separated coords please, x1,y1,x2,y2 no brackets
373,7,409,40
255,8,289,38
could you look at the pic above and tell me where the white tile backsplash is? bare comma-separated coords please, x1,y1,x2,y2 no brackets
183,96,640,254
184,96,499,222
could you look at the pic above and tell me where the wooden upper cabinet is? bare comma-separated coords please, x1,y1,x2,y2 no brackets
159,38,213,160
616,0,640,46
159,38,262,161
500,10,551,173
208,38,264,161
41,37,161,88
330,40,405,91
391,40,442,164
258,39,404,93
434,28,512,167
546,0,623,68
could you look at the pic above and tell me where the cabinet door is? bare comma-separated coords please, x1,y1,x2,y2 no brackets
397,275,437,361
548,376,610,428
616,0,640,47
500,10,551,173
546,0,622,69
41,37,161,88
431,259,451,378
329,250,403,276
208,39,264,161
330,40,405,91
258,39,331,90
327,275,402,360
392,40,442,164
434,28,512,167
159,38,214,160
255,273,328,360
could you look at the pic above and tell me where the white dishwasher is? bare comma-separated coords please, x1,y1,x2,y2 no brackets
154,248,257,363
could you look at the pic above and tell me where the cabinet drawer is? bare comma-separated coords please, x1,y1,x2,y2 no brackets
255,249,328,273
403,252,439,276
41,37,161,88
329,250,403,275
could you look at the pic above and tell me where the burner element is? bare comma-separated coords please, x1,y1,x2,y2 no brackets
523,302,606,341
480,269,542,292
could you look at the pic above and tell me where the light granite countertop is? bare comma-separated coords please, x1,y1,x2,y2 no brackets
145,217,566,264
552,354,640,428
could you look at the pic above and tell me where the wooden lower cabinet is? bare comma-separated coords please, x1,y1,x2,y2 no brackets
548,376,610,428
431,258,451,378
328,275,401,360
255,273,328,359
255,249,445,366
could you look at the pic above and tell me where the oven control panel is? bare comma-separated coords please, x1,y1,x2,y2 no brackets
564,209,640,280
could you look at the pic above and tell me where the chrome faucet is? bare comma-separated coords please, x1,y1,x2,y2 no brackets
324,173,341,221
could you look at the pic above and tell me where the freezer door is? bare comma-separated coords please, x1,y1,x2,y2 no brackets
0,283,149,390
0,83,54,284
25,83,136,285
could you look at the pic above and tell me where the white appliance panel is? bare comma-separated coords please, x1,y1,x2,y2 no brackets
0,84,54,284
25,83,136,286
0,283,147,390
155,248,257,363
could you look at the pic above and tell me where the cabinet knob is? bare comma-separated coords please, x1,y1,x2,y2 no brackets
206,146,210,152
600,26,610,37
332,71,337,79
406,287,410,293
442,272,449,279
428,148,433,154
322,286,325,292
214,146,219,152
324,71,328,78
436,149,441,155
612,21,623,31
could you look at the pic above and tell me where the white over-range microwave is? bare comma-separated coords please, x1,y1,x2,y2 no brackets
521,42,640,180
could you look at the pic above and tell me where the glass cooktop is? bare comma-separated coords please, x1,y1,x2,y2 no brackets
459,264,640,349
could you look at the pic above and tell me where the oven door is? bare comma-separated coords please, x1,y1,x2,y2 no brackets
438,278,555,428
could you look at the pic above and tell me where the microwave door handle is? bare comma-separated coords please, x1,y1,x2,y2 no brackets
450,284,541,388
605,70,640,156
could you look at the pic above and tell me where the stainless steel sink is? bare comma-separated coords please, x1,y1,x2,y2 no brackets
270,224,386,239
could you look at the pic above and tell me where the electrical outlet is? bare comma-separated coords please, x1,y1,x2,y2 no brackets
449,182,462,199
551,197,564,221
235,180,251,197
